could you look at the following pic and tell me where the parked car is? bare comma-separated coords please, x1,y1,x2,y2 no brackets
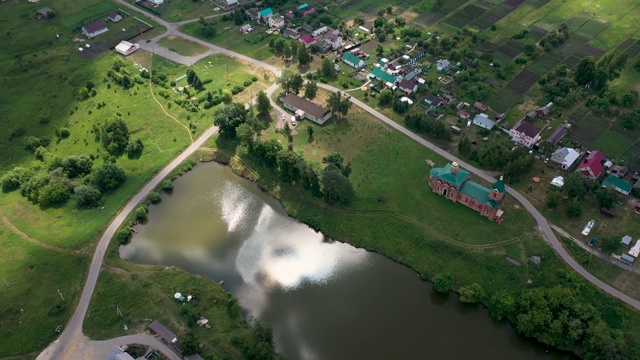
400,97,413,105
291,116,297,127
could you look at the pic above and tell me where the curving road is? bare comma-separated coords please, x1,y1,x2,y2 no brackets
39,4,640,360
38,124,220,360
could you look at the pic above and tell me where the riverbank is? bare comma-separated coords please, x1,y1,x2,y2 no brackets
194,112,640,358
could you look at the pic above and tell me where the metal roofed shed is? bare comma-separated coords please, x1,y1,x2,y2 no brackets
621,235,632,247
629,240,640,258
149,320,181,349
621,254,635,265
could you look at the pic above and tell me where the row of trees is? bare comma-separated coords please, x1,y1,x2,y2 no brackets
404,113,452,141
430,272,631,358
269,38,311,65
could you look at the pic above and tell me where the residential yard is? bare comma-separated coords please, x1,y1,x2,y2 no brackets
157,35,209,56
128,0,219,22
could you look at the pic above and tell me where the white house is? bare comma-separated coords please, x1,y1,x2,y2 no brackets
509,119,543,148
150,0,164,4
550,147,580,169
115,41,140,56
324,29,342,50
312,26,329,37
268,13,284,29
82,20,109,38
108,11,122,23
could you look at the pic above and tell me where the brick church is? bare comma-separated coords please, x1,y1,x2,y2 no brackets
429,162,506,223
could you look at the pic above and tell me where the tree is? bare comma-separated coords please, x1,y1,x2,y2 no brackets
302,167,322,197
236,123,256,146
354,15,365,26
566,198,583,218
102,118,130,157
564,172,591,199
490,290,515,321
93,163,126,191
290,73,304,94
214,103,248,138
61,154,93,178
283,42,293,61
116,226,131,245
256,90,272,115
320,58,334,78
307,125,314,141
38,180,71,206
458,283,486,303
458,136,471,155
432,272,454,294
327,92,351,120
304,81,318,100
546,190,561,209
574,57,596,86
297,45,310,65
135,205,149,221
597,187,617,209
181,331,200,356
620,91,638,108
125,138,144,159
376,44,384,57
147,191,162,204
619,111,640,129
392,98,409,113
161,179,173,192
378,89,394,106
386,5,393,14
23,136,51,152
252,139,283,167
322,152,344,169
277,150,303,183
394,16,405,27
321,166,355,205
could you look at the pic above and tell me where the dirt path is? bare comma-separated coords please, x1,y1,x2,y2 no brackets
1,214,71,254
148,66,193,143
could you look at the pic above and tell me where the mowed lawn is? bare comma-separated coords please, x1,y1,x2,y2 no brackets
180,21,274,61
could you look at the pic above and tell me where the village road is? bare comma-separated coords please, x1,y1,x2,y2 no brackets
40,4,640,360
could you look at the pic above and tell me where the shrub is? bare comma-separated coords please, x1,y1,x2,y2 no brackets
161,179,173,192
59,127,71,139
73,185,102,208
243,80,253,87
147,191,161,204
23,136,51,152
432,272,454,294
93,163,126,191
458,283,486,303
135,205,148,220
116,226,132,245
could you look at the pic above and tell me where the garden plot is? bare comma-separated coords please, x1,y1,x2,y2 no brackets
506,70,540,94
568,106,589,123
476,0,498,9
622,143,640,168
625,40,640,58
488,88,524,112
561,56,581,69
577,19,610,39
496,39,526,58
415,12,446,27
470,13,502,30
581,43,606,57
592,131,635,159
487,4,513,18
566,17,590,33
444,4,486,29
527,53,564,76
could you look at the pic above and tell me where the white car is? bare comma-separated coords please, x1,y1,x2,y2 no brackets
400,97,413,105
291,117,297,127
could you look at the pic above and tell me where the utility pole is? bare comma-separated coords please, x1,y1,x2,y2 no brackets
116,306,123,317
57,289,65,301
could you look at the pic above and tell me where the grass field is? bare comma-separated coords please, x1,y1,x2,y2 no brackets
157,36,208,56
180,21,274,61
592,131,636,159
0,1,276,357
129,0,219,22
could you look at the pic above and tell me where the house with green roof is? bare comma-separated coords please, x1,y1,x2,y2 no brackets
259,7,273,21
370,67,398,85
601,173,632,196
342,52,364,69
429,162,506,223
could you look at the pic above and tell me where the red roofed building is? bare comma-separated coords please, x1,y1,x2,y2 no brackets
577,150,605,181
457,109,470,120
298,34,316,47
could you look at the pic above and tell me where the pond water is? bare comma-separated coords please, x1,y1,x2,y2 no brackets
120,162,571,360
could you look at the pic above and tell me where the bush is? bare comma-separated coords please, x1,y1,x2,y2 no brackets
458,283,486,303
38,180,71,206
147,191,161,204
243,80,253,87
135,205,148,220
432,272,454,294
23,136,51,152
59,127,71,139
116,226,131,245
161,179,173,192
73,185,102,208
9,125,25,139
93,163,126,191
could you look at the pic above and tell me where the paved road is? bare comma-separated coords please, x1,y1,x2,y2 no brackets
39,5,640,360
314,83,640,310
38,124,220,360
551,224,640,274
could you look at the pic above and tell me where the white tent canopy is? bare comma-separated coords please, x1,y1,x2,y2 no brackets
174,292,182,299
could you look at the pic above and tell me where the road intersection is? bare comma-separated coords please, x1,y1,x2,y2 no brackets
38,3,640,360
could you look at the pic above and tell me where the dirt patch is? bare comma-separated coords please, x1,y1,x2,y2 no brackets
128,50,153,70
398,10,420,24
340,0,362,10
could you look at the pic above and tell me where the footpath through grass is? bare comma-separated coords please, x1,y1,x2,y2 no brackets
0,0,276,358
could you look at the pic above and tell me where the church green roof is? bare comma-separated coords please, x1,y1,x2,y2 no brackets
430,163,470,188
491,177,505,193
459,181,491,203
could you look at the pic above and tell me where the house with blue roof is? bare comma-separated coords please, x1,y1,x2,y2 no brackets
298,3,309,10
472,113,495,130
429,162,506,223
